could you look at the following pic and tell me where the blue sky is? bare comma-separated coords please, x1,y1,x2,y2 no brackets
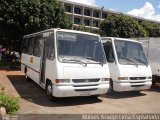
96,0,160,13
68,0,160,21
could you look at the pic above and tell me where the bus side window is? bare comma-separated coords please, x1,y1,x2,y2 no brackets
46,35,55,60
33,35,43,57
28,36,34,55
22,37,28,54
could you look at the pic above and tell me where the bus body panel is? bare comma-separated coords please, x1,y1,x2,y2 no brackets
118,65,152,78
113,81,152,92
62,65,107,79
52,83,109,97
21,54,41,84
45,60,110,97
113,65,152,91
45,59,58,82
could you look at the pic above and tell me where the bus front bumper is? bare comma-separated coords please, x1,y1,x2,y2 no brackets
113,80,152,92
52,83,109,97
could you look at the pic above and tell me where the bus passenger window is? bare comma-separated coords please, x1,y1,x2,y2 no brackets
46,35,55,60
22,37,28,54
33,35,43,57
28,36,34,55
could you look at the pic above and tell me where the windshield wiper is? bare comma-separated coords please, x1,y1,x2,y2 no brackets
62,59,87,67
82,57,103,66
82,57,98,62
120,57,138,67
132,57,148,66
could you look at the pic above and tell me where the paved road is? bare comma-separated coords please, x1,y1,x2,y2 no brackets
0,69,160,116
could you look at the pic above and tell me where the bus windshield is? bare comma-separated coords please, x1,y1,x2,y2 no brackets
57,31,106,64
114,40,148,65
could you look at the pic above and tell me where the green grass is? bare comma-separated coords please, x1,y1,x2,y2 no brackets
0,92,19,114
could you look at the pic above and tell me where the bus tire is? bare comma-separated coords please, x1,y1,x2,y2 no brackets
24,67,31,81
46,81,53,99
25,75,31,81
133,91,141,93
152,82,156,86
107,79,115,95
91,95,100,98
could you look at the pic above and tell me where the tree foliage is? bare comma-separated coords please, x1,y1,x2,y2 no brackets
76,23,92,33
139,20,160,37
100,14,147,38
0,0,72,53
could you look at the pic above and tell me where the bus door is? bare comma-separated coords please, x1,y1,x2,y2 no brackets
40,33,53,86
39,38,47,86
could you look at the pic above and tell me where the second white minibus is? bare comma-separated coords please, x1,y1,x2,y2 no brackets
21,28,110,98
102,37,152,93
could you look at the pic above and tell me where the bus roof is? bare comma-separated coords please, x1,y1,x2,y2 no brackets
24,28,100,38
101,37,141,44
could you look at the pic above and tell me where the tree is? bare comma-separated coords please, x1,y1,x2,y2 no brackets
76,23,92,33
139,20,160,37
0,0,72,53
100,14,147,38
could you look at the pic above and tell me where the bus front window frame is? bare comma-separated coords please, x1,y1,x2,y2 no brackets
114,39,148,66
56,31,106,65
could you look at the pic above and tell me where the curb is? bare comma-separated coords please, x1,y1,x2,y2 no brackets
0,107,18,120
0,107,7,120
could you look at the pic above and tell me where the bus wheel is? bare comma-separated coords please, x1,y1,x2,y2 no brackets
107,80,115,95
133,91,141,93
152,82,156,86
25,73,31,81
90,95,100,98
25,75,31,81
46,81,53,97
24,67,31,81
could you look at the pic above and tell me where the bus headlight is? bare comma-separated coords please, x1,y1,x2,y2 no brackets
118,77,129,80
147,76,152,79
101,78,110,81
55,79,70,83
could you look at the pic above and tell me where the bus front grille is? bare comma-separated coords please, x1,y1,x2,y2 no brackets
131,85,145,87
75,88,97,91
130,77,146,80
72,79,100,83
73,84,99,87
130,81,146,83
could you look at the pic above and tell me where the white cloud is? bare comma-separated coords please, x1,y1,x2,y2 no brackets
127,2,160,22
67,0,96,6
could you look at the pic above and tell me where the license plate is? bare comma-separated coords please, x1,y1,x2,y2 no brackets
134,87,142,91
80,91,91,96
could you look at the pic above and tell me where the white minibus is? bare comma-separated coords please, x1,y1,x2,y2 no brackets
21,28,110,98
101,37,152,93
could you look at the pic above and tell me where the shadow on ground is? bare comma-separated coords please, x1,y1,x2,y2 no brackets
102,91,146,99
102,83,160,99
6,74,160,107
7,75,102,107
149,83,160,93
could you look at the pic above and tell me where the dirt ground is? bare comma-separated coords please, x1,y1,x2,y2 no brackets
0,68,160,119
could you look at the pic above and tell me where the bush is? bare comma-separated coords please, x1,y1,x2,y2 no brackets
0,92,19,114
0,61,20,67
